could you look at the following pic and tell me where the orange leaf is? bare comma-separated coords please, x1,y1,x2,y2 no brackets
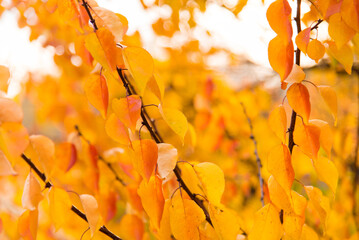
266,0,292,41
310,119,333,157
341,0,359,32
157,143,178,179
0,97,23,124
84,75,109,118
105,113,131,145
295,28,311,55
159,200,172,240
55,142,77,172
0,123,29,158
328,13,356,49
267,175,291,211
112,95,142,131
132,139,158,181
267,144,294,193
307,39,325,63
80,194,101,237
326,40,353,74
0,149,17,176
268,36,294,81
268,105,287,142
118,214,144,240
29,135,55,177
0,65,10,93
18,209,38,240
137,175,165,230
293,120,321,160
287,83,311,123
123,47,154,95
22,172,43,211
304,186,330,231
318,85,338,124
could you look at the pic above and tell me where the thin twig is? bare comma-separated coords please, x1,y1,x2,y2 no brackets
21,154,122,240
311,19,323,30
240,103,264,206
81,0,98,31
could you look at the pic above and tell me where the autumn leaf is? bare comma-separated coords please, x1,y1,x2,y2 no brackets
268,105,287,142
0,97,23,124
105,113,131,145
307,39,325,63
326,40,353,74
284,64,306,84
132,139,158,181
0,65,10,93
159,104,188,143
328,13,356,49
266,0,292,41
287,83,311,123
0,149,17,176
29,135,55,177
310,119,333,157
268,36,294,81
49,187,72,230
313,156,338,193
159,200,172,240
267,175,291,211
318,85,338,124
300,224,319,240
18,209,38,240
22,171,43,211
295,28,311,55
293,120,321,160
0,123,29,158
84,74,109,118
157,143,178,179
55,142,77,172
80,194,101,237
112,95,142,131
118,214,144,240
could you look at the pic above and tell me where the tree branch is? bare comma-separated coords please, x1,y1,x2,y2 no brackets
240,103,264,206
21,154,122,240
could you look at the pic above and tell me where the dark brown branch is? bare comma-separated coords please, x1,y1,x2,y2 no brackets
240,103,264,206
81,0,98,31
311,19,323,30
21,154,122,240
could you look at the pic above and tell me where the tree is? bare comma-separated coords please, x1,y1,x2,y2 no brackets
0,0,358,239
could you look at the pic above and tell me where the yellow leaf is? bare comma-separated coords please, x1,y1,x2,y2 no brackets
300,224,318,240
267,175,291,211
304,186,330,231
138,176,164,230
268,105,287,142
0,149,16,176
123,46,154,95
283,191,307,239
284,64,306,84
0,97,23,124
84,75,109,118
177,162,204,196
0,65,10,93
112,95,142,131
159,200,172,240
132,139,158,181
307,39,325,63
49,187,72,230
295,28,311,55
80,194,101,237
209,203,241,240
318,85,338,125
170,193,206,240
249,203,283,240
157,143,178,179
194,162,225,205
118,214,144,240
29,135,55,177
105,113,131,145
293,120,321,160
328,13,356,49
268,36,294,81
159,104,188,143
341,0,359,32
313,156,338,193
326,40,353,74
266,0,292,41
22,172,43,211
18,209,38,240
310,119,333,157
287,83,311,123
147,74,164,102
267,144,294,193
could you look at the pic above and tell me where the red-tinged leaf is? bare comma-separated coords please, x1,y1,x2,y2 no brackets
105,113,131,145
132,139,158,181
88,144,100,191
123,46,154,95
22,172,43,211
98,190,117,223
0,97,23,124
29,135,55,177
118,214,144,240
313,156,338,193
49,187,72,230
304,186,330,232
84,75,109,118
287,83,311,123
157,143,178,179
266,0,292,41
268,36,294,81
294,120,321,160
18,209,38,240
310,119,333,157
159,104,188,143
326,40,353,74
93,7,128,42
248,203,283,240
0,65,10,93
85,28,117,71
0,149,16,176
112,95,142,131
307,39,325,63
329,13,356,49
341,0,359,32
0,123,29,158
80,194,101,237
295,28,311,55
75,35,94,66
138,175,165,230
318,85,338,124
267,144,294,194
268,105,287,142
55,142,77,172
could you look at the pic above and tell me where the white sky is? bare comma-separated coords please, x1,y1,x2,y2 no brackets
0,0,328,96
